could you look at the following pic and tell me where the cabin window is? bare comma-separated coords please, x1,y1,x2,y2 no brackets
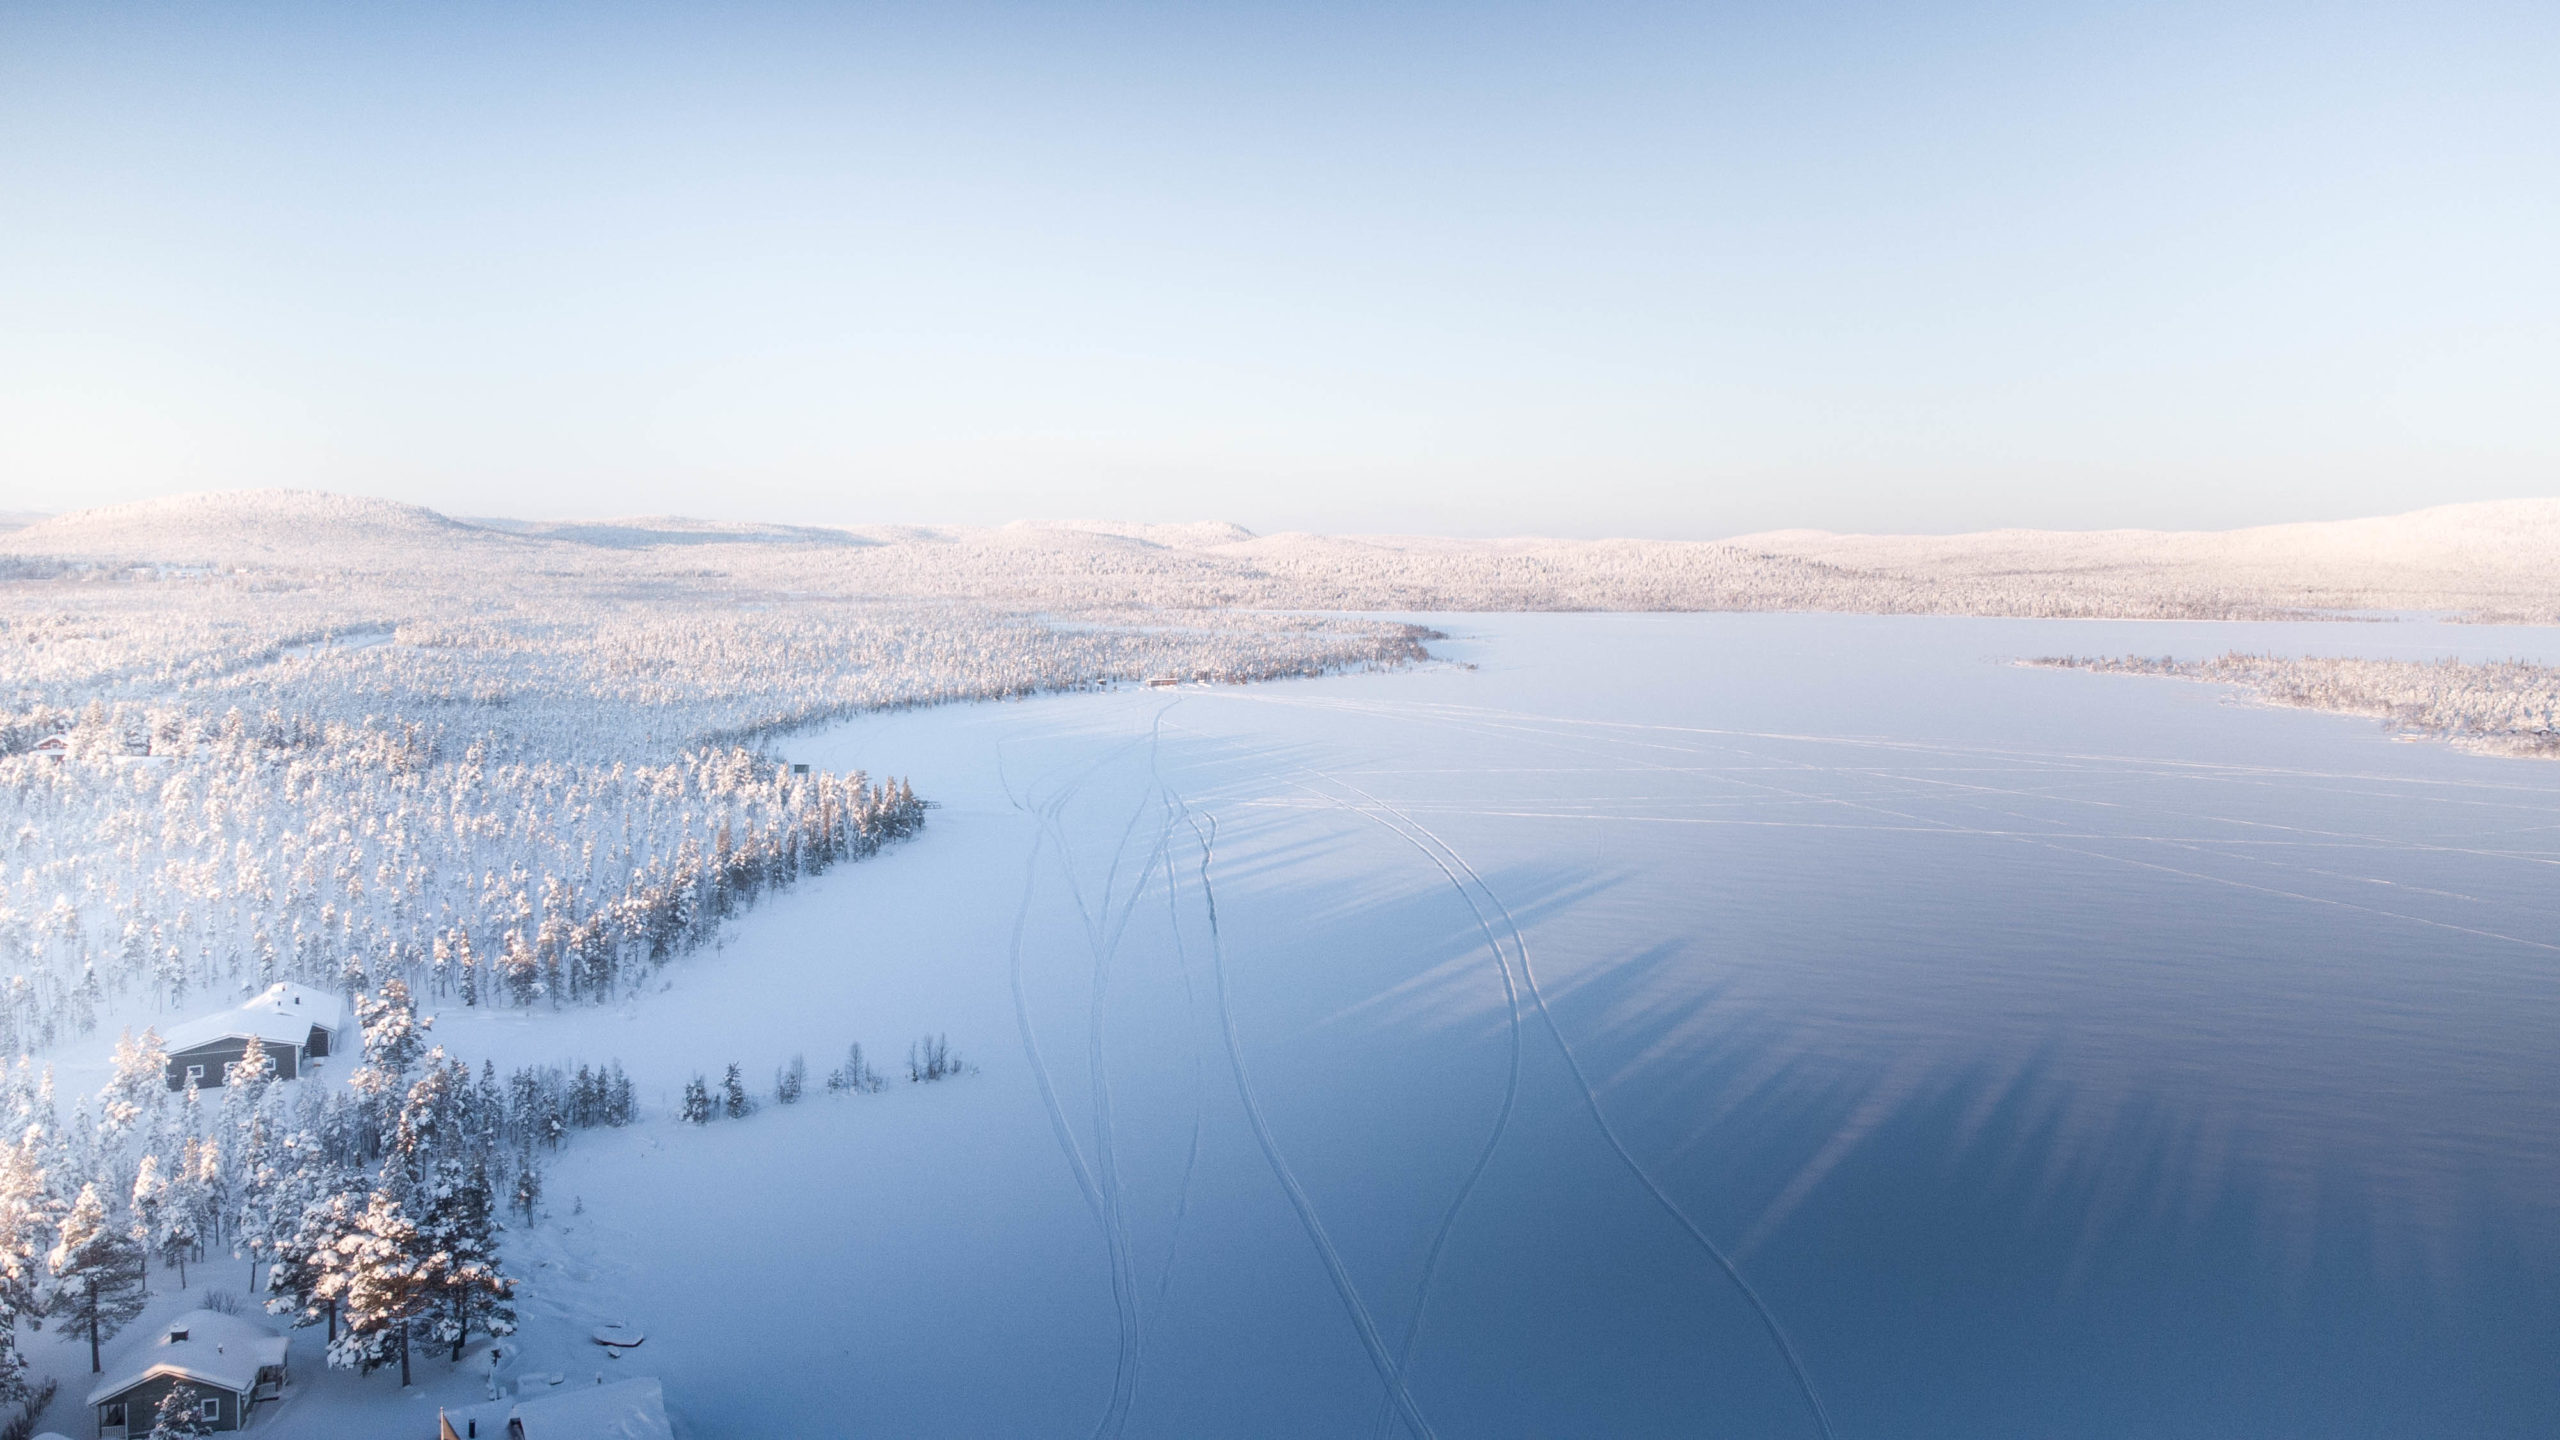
201,1397,221,1421
186,1064,205,1083
103,1400,127,1425
168,1328,190,1341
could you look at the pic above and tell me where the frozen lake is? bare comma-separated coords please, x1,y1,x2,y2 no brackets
474,613,2557,1438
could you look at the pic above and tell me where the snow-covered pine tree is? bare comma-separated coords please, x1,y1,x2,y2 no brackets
220,1036,276,1142
96,1028,169,1158
266,1179,361,1343
474,1063,504,1146
129,1153,168,1288
146,1380,213,1439
158,1142,213,1289
720,1064,751,1119
315,1188,432,1385
499,931,540,1007
69,961,100,1037
350,981,428,1158
509,1156,540,1227
569,1065,598,1128
455,931,480,1008
352,982,427,1099
0,1116,44,1410
680,1077,710,1125
230,1108,282,1292
386,1055,459,1191
47,1181,146,1372
606,1063,636,1125
419,1159,514,1362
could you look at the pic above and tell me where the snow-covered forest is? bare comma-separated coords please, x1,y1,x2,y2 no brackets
0,495,1436,1045
2032,652,2560,756
0,491,1445,1432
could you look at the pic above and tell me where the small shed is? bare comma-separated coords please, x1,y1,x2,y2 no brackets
87,1309,288,1437
438,1377,674,1440
160,983,349,1090
30,733,68,761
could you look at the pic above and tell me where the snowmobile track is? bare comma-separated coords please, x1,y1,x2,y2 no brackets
1309,762,1838,1440
1179,803,1441,1440
1273,772,1525,1440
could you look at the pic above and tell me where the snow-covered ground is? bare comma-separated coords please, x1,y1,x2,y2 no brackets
24,611,2560,1437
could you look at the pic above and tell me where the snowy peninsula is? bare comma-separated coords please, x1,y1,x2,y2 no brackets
2030,652,2560,759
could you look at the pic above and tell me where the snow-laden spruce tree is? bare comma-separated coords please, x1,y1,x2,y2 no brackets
96,1028,169,1172
47,1181,145,1372
680,1077,711,1125
139,1141,212,1289
129,1152,169,1288
146,1381,213,1439
351,981,428,1117
419,1159,513,1362
510,1155,541,1227
0,1114,45,1411
231,1108,294,1293
219,1036,276,1148
180,1135,225,1280
314,1188,432,1385
266,1182,362,1344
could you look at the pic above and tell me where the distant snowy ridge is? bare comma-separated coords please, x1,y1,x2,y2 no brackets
11,489,511,563
14,490,2560,619
1735,499,2560,619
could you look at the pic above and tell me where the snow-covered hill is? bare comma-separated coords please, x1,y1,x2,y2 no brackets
9,489,517,565
15,489,2559,618
1728,499,2560,617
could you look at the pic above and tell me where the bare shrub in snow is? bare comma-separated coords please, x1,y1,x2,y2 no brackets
907,1034,962,1084
826,1043,884,1095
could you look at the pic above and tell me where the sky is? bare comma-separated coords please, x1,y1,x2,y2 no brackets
1,1,2554,540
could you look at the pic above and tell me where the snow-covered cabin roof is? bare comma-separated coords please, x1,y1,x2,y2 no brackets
443,1378,673,1440
86,1309,289,1405
161,982,347,1054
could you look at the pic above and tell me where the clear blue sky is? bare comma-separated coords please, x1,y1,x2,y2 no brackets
2,1,2553,537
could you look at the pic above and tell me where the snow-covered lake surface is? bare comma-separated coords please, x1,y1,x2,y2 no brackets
401,613,2559,1437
